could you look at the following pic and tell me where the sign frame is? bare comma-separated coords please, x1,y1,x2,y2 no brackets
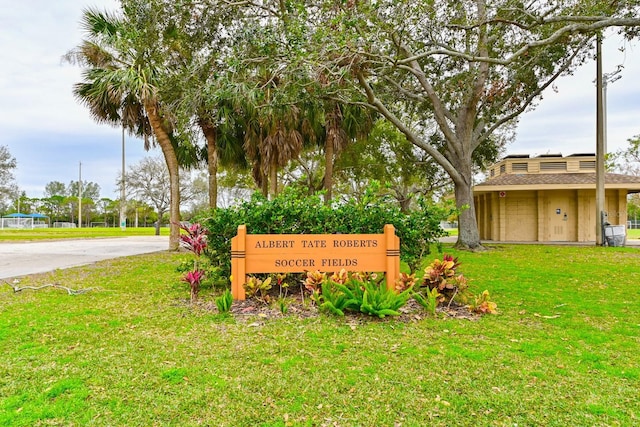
231,224,400,300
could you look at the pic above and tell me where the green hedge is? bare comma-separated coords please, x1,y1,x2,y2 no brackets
200,185,449,278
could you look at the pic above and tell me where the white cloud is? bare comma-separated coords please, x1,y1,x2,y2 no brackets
514,33,640,157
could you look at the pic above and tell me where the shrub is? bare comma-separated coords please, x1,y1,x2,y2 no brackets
421,254,471,304
243,276,272,302
215,289,233,313
468,290,498,314
413,287,443,317
182,269,205,302
318,280,359,316
418,254,501,316
359,279,413,318
312,269,412,318
200,184,448,280
178,222,209,303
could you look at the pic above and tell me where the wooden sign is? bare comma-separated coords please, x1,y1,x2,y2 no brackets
231,224,400,300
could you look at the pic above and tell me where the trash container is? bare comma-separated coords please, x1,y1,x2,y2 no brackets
604,225,626,247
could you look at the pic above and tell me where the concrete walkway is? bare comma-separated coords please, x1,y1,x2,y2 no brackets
0,236,170,280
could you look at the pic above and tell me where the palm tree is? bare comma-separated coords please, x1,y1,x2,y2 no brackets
184,78,248,210
197,108,248,209
321,102,377,203
243,103,308,199
145,0,249,211
65,7,182,250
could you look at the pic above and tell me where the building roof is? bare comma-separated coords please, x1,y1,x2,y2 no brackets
474,172,640,193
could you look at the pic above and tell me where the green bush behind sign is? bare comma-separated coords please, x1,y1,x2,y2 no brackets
200,185,449,278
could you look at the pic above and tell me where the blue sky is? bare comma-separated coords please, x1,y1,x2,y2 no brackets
1,2,639,200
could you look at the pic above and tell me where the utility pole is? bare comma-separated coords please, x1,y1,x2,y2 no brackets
120,125,127,231
595,35,605,246
78,161,83,229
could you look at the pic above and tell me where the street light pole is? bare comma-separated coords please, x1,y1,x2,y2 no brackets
120,125,127,231
78,161,83,229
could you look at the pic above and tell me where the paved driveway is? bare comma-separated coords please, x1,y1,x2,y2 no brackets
0,236,170,280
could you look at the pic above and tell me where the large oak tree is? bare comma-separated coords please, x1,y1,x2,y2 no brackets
294,0,640,249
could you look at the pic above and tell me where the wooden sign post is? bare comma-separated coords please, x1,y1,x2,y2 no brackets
231,224,400,300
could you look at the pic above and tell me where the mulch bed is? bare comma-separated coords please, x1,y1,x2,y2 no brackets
199,292,481,323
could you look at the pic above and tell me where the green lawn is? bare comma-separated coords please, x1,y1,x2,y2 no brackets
0,226,168,241
443,227,640,240
1,244,639,426
2,226,635,241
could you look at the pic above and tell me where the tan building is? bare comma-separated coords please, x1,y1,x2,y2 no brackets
473,154,640,242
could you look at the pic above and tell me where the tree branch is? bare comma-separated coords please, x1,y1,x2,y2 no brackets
381,77,428,103
398,17,640,66
355,71,462,184
479,39,587,143
2,279,98,295
458,0,491,156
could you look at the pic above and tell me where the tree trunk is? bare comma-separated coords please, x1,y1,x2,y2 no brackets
323,138,334,204
323,103,343,204
453,176,483,250
261,169,268,198
269,158,278,200
200,121,218,210
398,194,411,213
145,101,181,250
155,210,161,236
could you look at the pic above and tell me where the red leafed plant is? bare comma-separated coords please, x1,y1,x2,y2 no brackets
178,222,208,256
182,269,205,303
178,222,209,303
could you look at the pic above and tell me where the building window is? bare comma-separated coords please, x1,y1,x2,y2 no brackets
540,161,567,171
490,169,495,177
580,161,596,170
512,163,528,172
500,164,506,173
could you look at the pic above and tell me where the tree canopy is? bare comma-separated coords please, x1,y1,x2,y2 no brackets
66,0,640,249
288,0,640,248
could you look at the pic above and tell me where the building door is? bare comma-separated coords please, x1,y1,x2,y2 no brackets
505,194,537,241
548,196,569,241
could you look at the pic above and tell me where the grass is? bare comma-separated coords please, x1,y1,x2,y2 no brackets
2,226,635,241
1,244,639,426
444,227,458,236
444,228,640,239
0,226,169,241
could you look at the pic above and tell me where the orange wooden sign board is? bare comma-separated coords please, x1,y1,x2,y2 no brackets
231,224,400,300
